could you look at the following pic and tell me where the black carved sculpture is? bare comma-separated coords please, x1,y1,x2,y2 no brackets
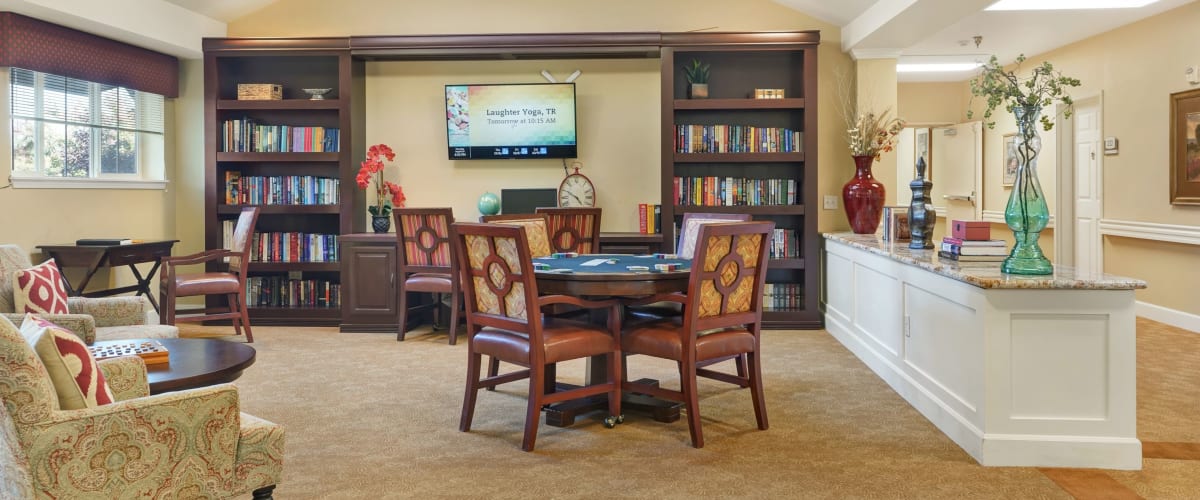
909,157,936,250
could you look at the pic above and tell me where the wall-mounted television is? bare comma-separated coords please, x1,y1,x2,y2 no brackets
445,83,577,160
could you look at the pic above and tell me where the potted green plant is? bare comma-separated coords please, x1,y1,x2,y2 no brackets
969,54,1080,275
683,59,710,99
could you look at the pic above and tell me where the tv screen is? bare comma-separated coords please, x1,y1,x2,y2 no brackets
445,83,577,160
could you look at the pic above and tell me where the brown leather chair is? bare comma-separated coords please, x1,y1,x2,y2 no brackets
451,222,623,451
394,207,462,344
160,207,259,342
479,213,553,258
535,207,602,254
622,220,774,448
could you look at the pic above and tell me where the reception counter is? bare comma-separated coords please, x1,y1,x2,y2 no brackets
823,233,1147,470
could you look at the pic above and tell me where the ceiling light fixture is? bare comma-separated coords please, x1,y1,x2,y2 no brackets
896,62,984,73
986,0,1159,10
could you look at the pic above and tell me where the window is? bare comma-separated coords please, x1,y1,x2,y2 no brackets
9,67,165,187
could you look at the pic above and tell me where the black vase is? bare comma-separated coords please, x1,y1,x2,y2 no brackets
372,215,391,233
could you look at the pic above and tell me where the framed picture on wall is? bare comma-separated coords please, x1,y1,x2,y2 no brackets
1002,133,1018,187
914,127,931,180
1170,88,1200,205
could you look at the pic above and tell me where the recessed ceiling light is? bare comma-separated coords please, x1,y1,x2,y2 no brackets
986,0,1159,10
896,63,983,73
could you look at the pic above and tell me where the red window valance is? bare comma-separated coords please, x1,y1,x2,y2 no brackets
0,12,178,97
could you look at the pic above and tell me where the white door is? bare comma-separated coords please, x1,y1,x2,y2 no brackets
1074,102,1102,275
931,122,983,223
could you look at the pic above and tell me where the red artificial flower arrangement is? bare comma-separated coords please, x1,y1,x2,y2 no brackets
357,143,406,217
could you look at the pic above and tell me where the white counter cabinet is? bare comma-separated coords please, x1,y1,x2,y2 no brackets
823,233,1147,470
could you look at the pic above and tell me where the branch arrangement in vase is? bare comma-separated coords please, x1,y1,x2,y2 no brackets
968,54,1081,132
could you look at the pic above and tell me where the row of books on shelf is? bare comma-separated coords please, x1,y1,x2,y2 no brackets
224,172,340,205
762,283,803,311
244,276,340,308
768,229,800,259
938,237,1008,263
220,118,340,153
674,177,797,206
222,222,340,263
674,125,803,154
636,204,663,234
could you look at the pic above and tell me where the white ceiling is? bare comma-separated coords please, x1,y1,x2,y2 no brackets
775,0,1196,81
151,0,1196,81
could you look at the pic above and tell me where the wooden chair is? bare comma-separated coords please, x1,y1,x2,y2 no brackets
479,213,553,257
622,220,774,448
394,208,462,344
535,207,602,254
160,207,259,342
451,222,623,451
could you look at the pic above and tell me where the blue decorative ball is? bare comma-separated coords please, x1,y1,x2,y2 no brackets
477,192,500,216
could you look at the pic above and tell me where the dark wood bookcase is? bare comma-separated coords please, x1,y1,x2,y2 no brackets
203,38,364,326
660,35,821,329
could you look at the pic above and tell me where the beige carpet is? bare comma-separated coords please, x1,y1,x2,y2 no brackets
176,317,1199,499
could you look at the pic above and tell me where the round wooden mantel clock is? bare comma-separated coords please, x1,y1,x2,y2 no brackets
558,162,595,207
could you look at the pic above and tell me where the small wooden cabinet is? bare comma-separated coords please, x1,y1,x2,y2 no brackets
597,232,663,255
339,234,398,332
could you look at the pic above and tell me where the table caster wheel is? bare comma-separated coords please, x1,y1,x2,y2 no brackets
603,416,619,428
616,414,625,424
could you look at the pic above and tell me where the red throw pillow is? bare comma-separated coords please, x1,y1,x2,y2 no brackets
20,314,114,409
13,259,70,314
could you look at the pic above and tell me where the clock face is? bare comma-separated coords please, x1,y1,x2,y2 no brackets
558,173,595,207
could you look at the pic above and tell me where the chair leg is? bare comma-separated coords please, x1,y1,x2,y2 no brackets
748,351,768,430
460,350,482,432
486,357,500,391
397,289,410,341
432,293,443,330
236,292,253,343
683,360,704,448
227,293,244,337
735,353,748,378
522,365,544,452
251,485,276,500
447,291,461,345
159,285,173,325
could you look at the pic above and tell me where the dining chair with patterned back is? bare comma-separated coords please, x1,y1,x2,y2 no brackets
479,213,553,258
394,207,462,344
160,206,259,342
622,220,774,448
450,222,623,451
535,207,602,254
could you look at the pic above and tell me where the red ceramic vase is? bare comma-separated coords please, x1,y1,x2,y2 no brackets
842,155,886,234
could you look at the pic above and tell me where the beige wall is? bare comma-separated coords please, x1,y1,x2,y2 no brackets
898,82,968,126
226,0,858,234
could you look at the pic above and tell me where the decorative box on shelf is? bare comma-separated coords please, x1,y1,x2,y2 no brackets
237,83,283,100
951,220,991,240
753,88,785,99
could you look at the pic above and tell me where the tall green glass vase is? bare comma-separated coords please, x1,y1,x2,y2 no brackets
1002,105,1053,275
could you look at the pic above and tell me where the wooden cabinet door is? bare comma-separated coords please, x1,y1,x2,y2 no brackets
341,242,398,331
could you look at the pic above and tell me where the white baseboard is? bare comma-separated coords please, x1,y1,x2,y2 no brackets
1137,301,1200,333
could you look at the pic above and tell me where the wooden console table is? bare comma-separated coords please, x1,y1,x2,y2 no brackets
37,240,178,312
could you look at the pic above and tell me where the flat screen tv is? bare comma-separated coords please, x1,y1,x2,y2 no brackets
445,83,577,160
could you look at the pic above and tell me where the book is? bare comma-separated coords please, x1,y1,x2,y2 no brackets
76,238,132,246
942,237,1005,247
638,204,648,234
940,242,1008,256
938,250,1005,262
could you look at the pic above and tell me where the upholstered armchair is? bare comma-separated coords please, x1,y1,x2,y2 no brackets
0,245,177,344
0,317,284,498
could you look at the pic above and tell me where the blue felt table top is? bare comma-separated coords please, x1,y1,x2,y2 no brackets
533,253,691,274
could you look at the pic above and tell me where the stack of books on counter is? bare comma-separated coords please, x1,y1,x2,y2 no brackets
938,220,1006,264
938,237,1007,263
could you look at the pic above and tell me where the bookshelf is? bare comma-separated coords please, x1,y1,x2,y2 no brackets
203,39,364,326
660,38,821,329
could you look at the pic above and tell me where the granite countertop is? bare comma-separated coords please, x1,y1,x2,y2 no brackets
823,232,1147,290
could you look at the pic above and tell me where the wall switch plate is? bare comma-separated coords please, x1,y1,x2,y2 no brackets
1187,66,1199,85
823,195,838,210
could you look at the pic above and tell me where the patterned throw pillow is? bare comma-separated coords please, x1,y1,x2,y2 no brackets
13,259,69,314
19,314,113,409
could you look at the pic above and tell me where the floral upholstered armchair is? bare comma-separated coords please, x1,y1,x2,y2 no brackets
0,245,177,344
0,316,284,498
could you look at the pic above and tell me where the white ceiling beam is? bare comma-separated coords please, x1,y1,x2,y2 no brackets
842,0,997,53
0,0,225,58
